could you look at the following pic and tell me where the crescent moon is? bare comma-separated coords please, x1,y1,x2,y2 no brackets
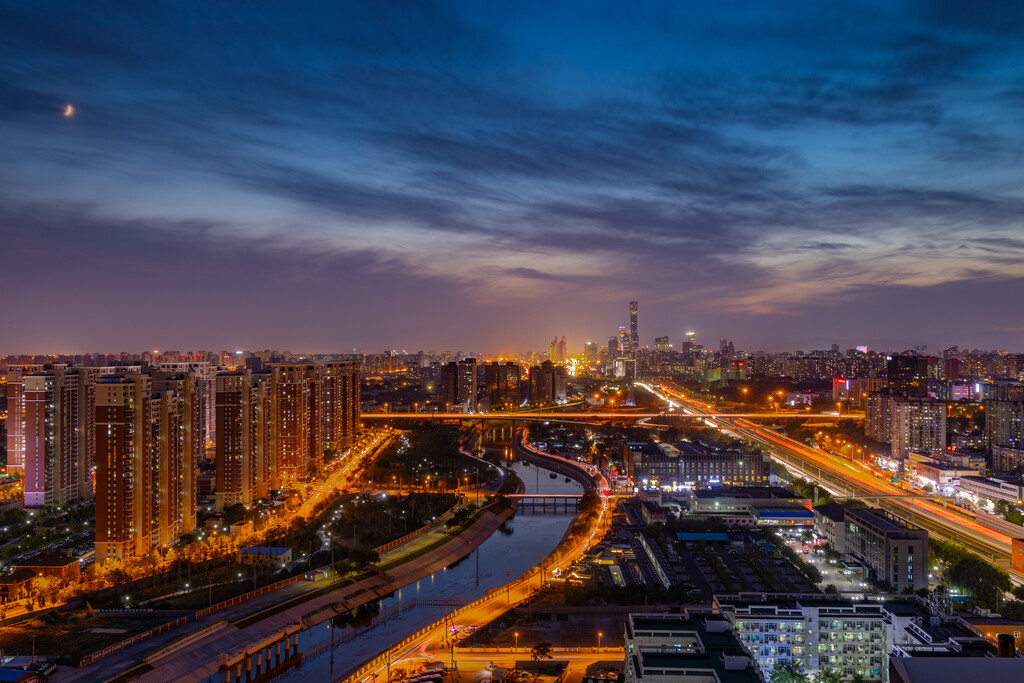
64,104,74,117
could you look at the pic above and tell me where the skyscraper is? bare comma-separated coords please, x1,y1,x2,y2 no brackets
584,341,599,360
215,371,254,510
3,365,43,471
629,301,638,353
94,374,154,562
484,361,521,410
22,366,98,507
890,397,946,460
528,361,567,405
887,355,929,395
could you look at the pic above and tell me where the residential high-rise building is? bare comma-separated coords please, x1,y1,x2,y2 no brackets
865,390,896,443
94,374,154,563
3,365,43,471
151,372,201,538
890,397,946,460
268,361,361,483
887,356,929,395
22,366,98,507
483,361,520,410
155,361,215,445
251,371,273,498
215,371,254,510
528,360,567,404
152,387,196,547
270,363,317,483
984,397,1024,452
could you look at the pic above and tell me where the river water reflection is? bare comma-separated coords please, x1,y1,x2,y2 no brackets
201,459,581,682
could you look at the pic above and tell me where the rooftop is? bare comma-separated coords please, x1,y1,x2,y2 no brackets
689,486,804,501
13,555,79,568
890,657,1024,682
813,502,846,522
238,546,290,556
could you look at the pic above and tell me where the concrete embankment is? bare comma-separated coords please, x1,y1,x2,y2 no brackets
130,503,518,683
513,434,597,491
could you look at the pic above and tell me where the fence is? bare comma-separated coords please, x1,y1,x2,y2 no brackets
373,506,458,555
194,573,307,619
79,615,190,666
77,572,310,667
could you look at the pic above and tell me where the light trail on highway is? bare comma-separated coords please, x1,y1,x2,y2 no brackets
639,382,1013,566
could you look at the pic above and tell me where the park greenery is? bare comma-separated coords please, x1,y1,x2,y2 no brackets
930,539,1011,607
365,423,485,491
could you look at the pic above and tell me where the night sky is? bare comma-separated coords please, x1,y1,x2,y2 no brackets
3,1,1023,354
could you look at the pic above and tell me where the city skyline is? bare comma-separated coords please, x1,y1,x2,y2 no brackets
3,2,1024,352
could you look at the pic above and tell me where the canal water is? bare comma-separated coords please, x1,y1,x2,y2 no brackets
201,459,581,682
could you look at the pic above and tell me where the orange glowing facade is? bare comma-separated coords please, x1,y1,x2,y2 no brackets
270,361,360,485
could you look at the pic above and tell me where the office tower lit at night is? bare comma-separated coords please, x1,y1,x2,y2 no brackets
629,300,639,354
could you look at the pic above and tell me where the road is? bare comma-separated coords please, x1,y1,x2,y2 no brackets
640,382,1013,566
344,448,614,683
363,412,860,421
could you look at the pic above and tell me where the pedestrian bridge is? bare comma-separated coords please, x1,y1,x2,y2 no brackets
506,493,583,512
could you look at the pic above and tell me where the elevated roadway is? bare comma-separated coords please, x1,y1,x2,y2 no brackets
641,382,1013,566
363,411,861,422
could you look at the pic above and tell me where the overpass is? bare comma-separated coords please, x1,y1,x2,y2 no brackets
505,494,583,512
643,382,1013,565
362,411,862,422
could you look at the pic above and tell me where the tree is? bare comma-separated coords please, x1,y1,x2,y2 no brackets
815,670,843,683
530,641,553,661
769,661,809,683
946,554,1011,607
824,584,839,594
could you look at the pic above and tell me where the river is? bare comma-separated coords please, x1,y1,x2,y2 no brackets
200,459,581,682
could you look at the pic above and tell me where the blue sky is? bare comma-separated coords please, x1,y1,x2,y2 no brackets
2,1,1023,353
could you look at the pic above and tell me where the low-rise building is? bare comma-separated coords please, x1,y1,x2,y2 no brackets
623,442,679,487
12,555,80,582
844,507,928,592
624,611,763,683
993,445,1024,472
812,502,846,551
913,460,974,489
236,546,292,568
685,487,812,526
959,475,1024,505
0,568,36,603
675,442,770,487
719,597,888,681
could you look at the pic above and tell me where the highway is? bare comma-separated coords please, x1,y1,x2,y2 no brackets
639,382,1013,566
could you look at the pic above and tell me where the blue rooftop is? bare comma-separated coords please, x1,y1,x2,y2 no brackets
238,546,290,556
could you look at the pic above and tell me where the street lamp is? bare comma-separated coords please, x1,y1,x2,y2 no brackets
598,631,603,649
514,632,519,651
